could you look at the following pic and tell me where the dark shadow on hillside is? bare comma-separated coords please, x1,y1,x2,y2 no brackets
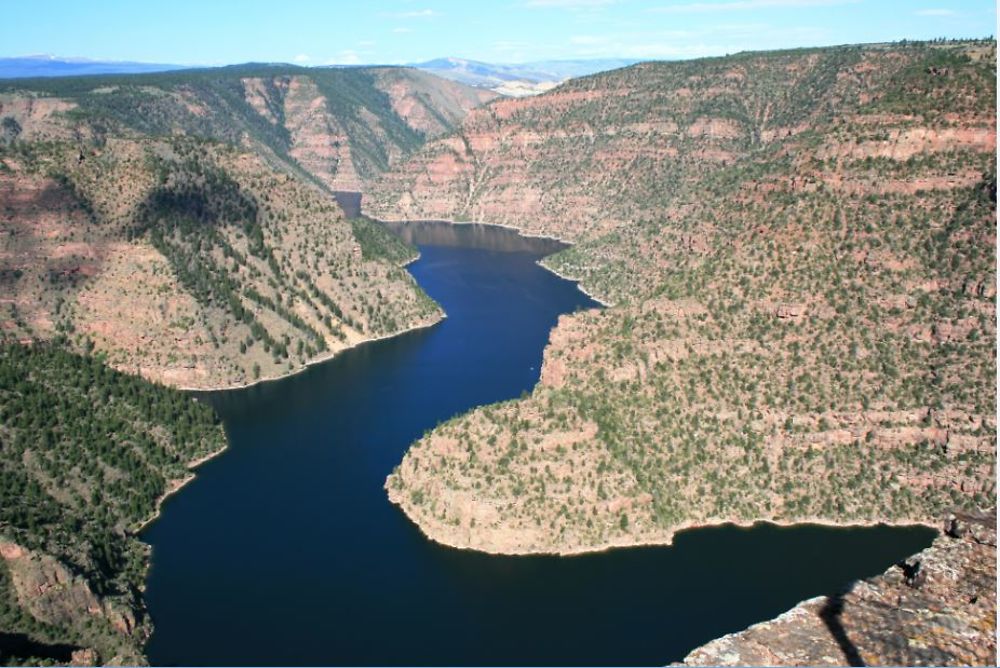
333,191,362,219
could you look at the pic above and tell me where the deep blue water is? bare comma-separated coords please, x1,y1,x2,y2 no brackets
142,223,935,666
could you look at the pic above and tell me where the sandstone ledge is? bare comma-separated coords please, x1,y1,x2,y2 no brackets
680,511,996,666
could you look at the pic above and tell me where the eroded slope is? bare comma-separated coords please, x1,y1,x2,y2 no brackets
0,69,475,388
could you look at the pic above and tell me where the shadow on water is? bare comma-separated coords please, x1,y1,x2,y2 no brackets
142,221,936,666
381,219,568,255
0,632,80,664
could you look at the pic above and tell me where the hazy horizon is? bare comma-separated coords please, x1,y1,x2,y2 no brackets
0,53,641,68
1,0,995,67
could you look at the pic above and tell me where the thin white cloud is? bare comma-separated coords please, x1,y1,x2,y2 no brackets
562,23,830,59
524,0,618,7
650,0,858,13
391,27,413,33
325,50,361,65
915,8,956,16
380,8,439,18
293,53,311,63
570,34,611,44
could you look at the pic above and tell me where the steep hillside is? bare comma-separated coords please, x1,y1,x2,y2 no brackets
370,68,499,139
0,342,226,664
238,66,497,190
378,41,997,555
0,65,494,389
369,41,995,247
1,64,493,192
0,133,439,389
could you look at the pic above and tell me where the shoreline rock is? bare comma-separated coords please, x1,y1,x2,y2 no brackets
383,485,939,556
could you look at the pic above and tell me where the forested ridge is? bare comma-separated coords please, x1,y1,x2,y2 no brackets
0,341,224,664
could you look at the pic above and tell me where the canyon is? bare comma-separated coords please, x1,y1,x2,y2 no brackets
0,39,996,665
374,41,997,664
0,65,492,664
0,65,495,390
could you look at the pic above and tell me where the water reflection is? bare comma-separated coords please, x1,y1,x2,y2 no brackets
381,220,567,255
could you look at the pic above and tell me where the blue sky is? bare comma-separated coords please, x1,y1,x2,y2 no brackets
2,0,995,65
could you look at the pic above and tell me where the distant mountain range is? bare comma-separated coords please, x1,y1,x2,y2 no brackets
0,55,186,79
412,57,641,95
0,55,640,97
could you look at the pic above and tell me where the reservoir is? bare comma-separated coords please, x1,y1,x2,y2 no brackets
142,221,935,666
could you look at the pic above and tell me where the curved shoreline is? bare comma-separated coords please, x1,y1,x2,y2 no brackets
373,215,616,307
175,313,445,393
385,495,940,557
140,314,445,530
148,217,594,533
537,259,614,308
378,220,936,557
173,212,598,394
368,213,581,246
173,247,444,393
136,443,230,534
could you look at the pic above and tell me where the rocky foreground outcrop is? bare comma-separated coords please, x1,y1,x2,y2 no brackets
0,541,142,665
681,512,996,666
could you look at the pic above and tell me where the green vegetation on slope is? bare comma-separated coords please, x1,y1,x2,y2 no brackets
135,142,329,360
0,64,451,189
0,61,481,387
0,341,225,663
350,216,419,264
0,123,440,388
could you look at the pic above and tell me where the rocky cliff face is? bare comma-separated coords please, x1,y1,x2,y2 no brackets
681,512,996,666
238,68,496,193
382,41,996,557
1,540,142,665
243,74,364,191
367,43,996,247
372,68,499,140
